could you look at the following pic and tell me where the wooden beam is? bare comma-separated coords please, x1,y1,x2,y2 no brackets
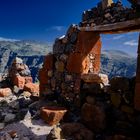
79,18,140,34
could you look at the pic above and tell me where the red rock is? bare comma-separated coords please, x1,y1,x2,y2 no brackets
55,61,64,72
82,56,90,74
39,85,48,95
75,32,101,73
25,76,33,84
40,106,67,126
81,73,101,83
0,88,12,97
24,83,39,93
66,53,84,73
81,103,105,130
13,75,25,89
39,68,49,84
43,54,54,70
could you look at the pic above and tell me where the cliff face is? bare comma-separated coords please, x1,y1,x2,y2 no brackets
101,50,137,78
0,40,47,81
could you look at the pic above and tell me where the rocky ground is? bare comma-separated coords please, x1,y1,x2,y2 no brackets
0,57,53,140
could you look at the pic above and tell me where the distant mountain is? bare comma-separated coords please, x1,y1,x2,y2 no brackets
0,39,137,81
0,40,49,81
101,50,137,78
0,40,48,56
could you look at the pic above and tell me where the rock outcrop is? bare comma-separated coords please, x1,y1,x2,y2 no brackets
9,57,33,89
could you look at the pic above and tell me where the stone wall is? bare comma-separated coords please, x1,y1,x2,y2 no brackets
39,0,140,111
134,34,140,110
39,25,102,102
80,0,139,27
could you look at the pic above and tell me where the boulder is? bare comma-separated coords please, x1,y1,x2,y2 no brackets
0,88,12,97
110,77,130,92
24,83,39,94
43,54,54,70
81,103,106,130
4,113,16,123
40,106,67,126
61,123,94,140
13,75,25,89
24,76,33,84
86,96,95,105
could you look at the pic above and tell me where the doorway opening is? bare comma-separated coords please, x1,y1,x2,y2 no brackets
100,32,139,79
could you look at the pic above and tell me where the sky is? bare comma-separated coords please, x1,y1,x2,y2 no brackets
0,0,139,56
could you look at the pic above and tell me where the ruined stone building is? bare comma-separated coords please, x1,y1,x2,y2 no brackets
39,0,140,111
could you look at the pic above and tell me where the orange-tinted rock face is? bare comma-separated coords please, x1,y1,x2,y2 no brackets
0,88,12,97
39,68,49,84
13,75,25,89
66,53,84,73
24,83,39,94
81,103,105,131
43,54,54,70
9,57,33,88
39,68,49,94
75,32,101,74
25,76,33,84
40,106,67,126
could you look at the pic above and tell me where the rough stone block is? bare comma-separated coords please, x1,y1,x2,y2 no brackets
40,106,67,126
0,88,12,97
43,54,54,70
66,53,84,73
25,76,33,84
24,83,39,94
13,75,25,89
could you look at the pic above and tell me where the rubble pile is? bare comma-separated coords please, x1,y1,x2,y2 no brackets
0,57,52,139
80,0,139,27
8,57,39,95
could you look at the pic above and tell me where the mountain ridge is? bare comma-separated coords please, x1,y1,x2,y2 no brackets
0,40,137,81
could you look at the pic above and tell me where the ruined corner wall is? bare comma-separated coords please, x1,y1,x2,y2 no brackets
134,34,140,111
39,25,102,101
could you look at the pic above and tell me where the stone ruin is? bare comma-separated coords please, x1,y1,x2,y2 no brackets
39,0,140,139
0,57,39,98
0,0,140,139
8,57,39,94
81,0,139,27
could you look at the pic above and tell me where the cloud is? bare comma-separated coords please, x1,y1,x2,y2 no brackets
113,35,124,40
46,26,66,32
124,40,138,46
0,37,19,42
